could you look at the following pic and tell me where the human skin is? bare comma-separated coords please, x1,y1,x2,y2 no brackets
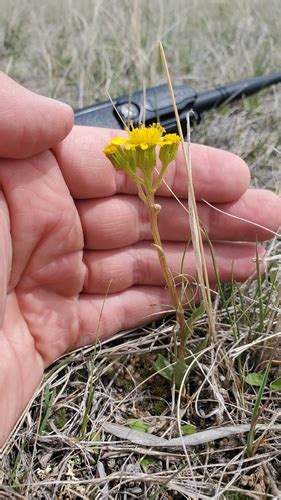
0,72,280,446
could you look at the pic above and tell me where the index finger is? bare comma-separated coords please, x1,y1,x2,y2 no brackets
53,126,250,202
0,73,73,159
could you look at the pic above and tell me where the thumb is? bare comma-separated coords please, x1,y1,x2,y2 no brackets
0,72,74,159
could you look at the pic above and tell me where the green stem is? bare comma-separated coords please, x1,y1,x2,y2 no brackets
143,182,187,361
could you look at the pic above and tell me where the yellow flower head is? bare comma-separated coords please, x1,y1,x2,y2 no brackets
103,123,180,181
104,143,136,173
103,144,118,156
159,133,181,167
125,123,165,150
159,133,181,146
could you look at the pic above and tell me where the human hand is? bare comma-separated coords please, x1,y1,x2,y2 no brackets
0,73,280,446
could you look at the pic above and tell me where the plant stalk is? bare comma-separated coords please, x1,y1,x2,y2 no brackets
143,183,187,361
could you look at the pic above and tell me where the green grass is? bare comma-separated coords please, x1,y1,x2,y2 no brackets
0,0,280,497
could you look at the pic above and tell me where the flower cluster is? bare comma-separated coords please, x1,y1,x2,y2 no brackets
103,123,180,186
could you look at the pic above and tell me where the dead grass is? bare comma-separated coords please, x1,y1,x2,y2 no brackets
0,0,280,498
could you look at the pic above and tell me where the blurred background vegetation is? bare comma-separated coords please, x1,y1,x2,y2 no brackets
1,0,281,103
1,0,280,189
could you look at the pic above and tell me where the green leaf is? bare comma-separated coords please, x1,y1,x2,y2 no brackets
127,419,150,433
223,491,252,499
39,384,56,434
270,378,281,391
153,354,174,381
183,303,205,341
180,423,196,436
90,431,101,456
245,372,265,387
218,105,229,116
243,95,260,113
91,431,101,442
247,364,270,458
140,457,156,468
187,303,205,326
174,359,188,389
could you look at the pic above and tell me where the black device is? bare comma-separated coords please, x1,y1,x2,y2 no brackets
74,71,281,134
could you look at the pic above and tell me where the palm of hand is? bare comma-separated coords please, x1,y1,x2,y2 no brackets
0,150,86,439
0,91,280,446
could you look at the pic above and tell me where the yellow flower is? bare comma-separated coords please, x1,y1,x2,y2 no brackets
103,144,118,156
159,133,181,146
104,143,136,173
103,124,180,181
159,133,181,167
125,123,165,150
110,136,128,147
109,123,165,152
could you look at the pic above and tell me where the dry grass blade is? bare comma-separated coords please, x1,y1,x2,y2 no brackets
103,422,281,448
159,41,215,338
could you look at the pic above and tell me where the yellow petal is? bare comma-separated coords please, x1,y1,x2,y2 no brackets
111,137,128,146
160,133,180,146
